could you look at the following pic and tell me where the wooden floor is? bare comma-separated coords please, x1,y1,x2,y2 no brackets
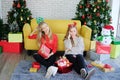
0,50,120,80
0,50,34,80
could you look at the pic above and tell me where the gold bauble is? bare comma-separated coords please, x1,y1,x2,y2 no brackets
94,8,97,12
20,17,23,21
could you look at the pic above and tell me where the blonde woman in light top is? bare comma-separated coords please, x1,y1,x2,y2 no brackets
64,22,95,80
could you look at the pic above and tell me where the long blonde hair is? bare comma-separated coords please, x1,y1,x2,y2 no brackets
64,26,79,47
37,22,52,46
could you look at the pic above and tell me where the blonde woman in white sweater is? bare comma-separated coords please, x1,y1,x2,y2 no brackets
64,22,95,80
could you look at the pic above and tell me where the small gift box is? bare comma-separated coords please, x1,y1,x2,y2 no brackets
29,68,38,72
32,62,40,70
110,39,120,58
101,64,115,72
96,42,111,54
89,50,110,62
8,32,23,42
55,56,72,73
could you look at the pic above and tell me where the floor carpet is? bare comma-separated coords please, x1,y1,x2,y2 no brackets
11,60,120,80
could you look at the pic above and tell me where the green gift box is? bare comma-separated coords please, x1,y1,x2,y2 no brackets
112,40,120,45
110,44,120,58
0,46,2,54
8,32,23,42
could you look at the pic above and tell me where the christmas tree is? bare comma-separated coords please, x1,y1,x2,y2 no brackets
7,0,32,32
74,0,112,40
0,18,10,40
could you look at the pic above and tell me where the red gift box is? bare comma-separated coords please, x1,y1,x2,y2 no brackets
55,57,73,73
38,44,50,59
0,40,23,53
96,42,111,54
32,62,40,70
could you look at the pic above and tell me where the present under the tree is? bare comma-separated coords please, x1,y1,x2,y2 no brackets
89,50,110,62
32,62,40,70
0,46,2,54
0,41,23,53
110,40,120,58
96,42,111,54
8,32,23,42
90,41,96,50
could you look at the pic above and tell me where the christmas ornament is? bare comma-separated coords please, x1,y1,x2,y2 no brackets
20,17,23,21
85,8,88,12
17,2,21,8
97,0,102,3
21,9,23,12
101,23,104,27
94,20,97,25
106,0,109,3
96,12,100,17
27,17,29,20
97,25,114,45
80,5,82,9
79,13,82,16
94,8,97,12
97,6,100,9
100,14,104,19
87,21,92,25
84,22,86,25
82,15,85,19
87,4,90,8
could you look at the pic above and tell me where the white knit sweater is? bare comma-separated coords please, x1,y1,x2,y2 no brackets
64,36,84,55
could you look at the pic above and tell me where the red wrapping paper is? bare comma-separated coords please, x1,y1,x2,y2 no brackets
96,42,111,54
55,57,72,73
32,62,40,70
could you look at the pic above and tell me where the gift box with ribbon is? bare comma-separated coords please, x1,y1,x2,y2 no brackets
110,39,120,58
55,56,72,73
96,42,111,54
32,62,40,70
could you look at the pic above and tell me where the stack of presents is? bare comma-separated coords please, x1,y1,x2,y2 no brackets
0,32,23,54
89,25,120,72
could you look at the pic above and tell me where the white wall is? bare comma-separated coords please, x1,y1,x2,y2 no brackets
1,0,80,23
111,0,120,37
0,0,2,18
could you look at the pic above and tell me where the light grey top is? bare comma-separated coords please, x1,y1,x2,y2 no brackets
64,36,84,55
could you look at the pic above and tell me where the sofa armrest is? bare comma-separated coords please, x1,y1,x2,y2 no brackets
23,23,31,37
80,25,92,40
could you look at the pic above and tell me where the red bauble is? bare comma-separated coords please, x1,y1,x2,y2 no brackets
106,0,109,3
96,13,100,16
97,6,100,9
17,2,21,8
80,5,82,9
84,22,86,25
89,15,92,19
87,4,90,8
82,15,85,19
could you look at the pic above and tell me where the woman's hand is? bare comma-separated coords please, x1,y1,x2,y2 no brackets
68,34,71,39
44,52,54,59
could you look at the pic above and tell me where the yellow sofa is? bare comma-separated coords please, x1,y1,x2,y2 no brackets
23,18,92,51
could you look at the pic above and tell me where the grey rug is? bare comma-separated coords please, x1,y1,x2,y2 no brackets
11,60,120,80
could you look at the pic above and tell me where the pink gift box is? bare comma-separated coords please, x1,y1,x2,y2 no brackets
96,42,111,54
